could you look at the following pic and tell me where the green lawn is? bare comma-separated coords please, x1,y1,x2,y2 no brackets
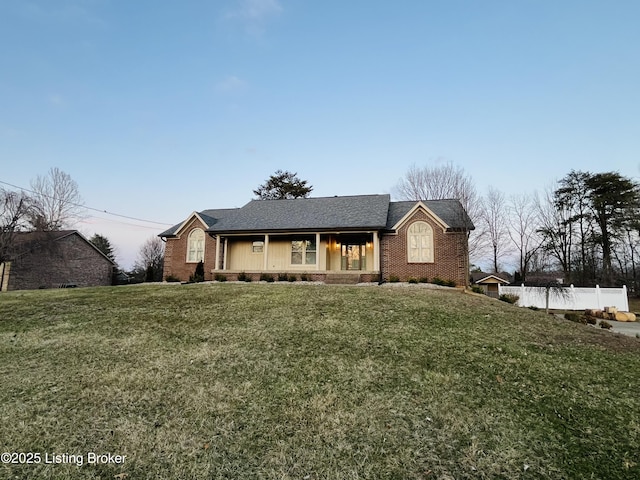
1,283,639,479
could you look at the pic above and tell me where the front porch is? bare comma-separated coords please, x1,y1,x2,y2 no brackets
211,232,380,276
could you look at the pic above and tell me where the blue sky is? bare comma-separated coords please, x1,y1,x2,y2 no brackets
1,0,639,268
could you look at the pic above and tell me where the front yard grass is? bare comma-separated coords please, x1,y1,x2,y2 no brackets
1,283,639,479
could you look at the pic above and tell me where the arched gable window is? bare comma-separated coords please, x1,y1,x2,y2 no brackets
407,221,434,263
187,228,205,263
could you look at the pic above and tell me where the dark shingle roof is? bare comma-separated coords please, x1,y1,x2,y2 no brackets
207,195,391,233
11,230,116,264
160,195,474,237
158,208,239,237
386,200,474,230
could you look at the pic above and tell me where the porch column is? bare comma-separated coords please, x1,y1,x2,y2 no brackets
316,233,321,270
373,232,380,272
214,235,221,271
223,238,228,270
263,234,270,270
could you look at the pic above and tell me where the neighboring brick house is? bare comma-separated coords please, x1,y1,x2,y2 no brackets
0,231,115,291
159,194,474,285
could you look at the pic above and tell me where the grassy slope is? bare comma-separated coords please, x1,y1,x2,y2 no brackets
0,284,639,479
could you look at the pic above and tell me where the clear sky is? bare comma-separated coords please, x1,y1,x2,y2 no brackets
1,0,639,269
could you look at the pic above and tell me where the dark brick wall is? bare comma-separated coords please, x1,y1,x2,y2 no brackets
381,209,469,286
7,233,114,290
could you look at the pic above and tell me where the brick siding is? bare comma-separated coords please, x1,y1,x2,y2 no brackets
6,233,114,290
163,218,219,282
381,209,469,286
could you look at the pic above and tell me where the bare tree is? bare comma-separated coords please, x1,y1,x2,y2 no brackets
28,167,84,230
394,162,478,216
134,236,165,282
394,162,480,259
536,186,574,280
0,188,33,262
478,186,511,273
508,193,542,282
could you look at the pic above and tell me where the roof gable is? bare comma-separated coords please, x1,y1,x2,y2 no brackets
159,208,239,237
11,230,116,265
388,201,449,231
386,199,474,231
473,274,510,285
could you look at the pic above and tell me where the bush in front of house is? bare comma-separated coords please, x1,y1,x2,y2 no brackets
388,275,400,283
237,272,251,282
419,277,429,283
189,261,205,283
471,286,484,294
288,275,297,282
277,273,288,282
499,294,519,304
214,273,227,282
408,278,418,284
165,275,181,283
259,273,274,282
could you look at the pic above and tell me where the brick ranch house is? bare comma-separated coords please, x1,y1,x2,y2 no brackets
0,230,116,291
160,194,474,285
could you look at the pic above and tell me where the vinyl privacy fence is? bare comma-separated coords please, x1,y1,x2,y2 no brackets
498,284,629,311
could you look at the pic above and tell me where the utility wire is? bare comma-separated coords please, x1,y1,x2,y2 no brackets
0,179,173,227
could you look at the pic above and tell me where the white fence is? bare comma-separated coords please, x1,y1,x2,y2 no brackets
498,284,629,311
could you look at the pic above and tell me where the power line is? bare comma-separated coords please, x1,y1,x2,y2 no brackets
0,179,173,227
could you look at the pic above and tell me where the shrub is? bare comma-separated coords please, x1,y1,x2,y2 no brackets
165,275,181,283
259,273,274,282
288,275,297,282
471,286,484,294
528,305,540,311
388,275,400,283
277,273,289,282
214,273,227,282
565,312,588,324
237,272,251,282
586,316,597,325
564,312,581,322
600,320,612,330
189,261,205,283
408,278,418,284
419,277,429,283
499,294,519,304
300,273,309,282
445,280,457,287
432,277,446,286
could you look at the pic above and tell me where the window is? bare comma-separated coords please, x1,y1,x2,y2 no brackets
291,237,316,265
252,241,264,253
187,228,205,263
407,221,433,263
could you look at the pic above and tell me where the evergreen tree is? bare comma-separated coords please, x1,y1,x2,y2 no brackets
585,172,640,285
253,170,313,200
89,233,117,264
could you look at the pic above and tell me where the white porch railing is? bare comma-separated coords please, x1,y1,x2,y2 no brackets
498,284,629,311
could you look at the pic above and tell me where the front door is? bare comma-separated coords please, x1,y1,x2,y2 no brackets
341,244,366,270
